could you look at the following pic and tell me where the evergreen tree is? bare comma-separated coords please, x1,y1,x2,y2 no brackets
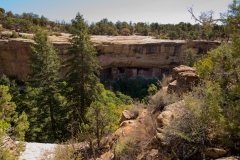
25,30,67,142
0,75,21,111
0,85,29,159
65,13,101,133
83,84,132,150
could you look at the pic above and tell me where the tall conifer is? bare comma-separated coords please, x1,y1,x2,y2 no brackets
26,30,66,142
65,13,101,132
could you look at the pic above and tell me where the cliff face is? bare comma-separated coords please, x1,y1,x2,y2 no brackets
0,39,32,81
95,36,219,79
0,36,220,81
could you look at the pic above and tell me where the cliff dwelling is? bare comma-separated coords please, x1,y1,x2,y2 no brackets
100,67,172,80
0,36,220,81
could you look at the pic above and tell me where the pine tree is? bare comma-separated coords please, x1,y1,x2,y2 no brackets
65,13,101,133
26,30,67,142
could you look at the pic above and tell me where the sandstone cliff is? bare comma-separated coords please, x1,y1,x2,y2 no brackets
0,36,220,81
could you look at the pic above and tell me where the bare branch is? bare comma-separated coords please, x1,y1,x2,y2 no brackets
187,6,223,24
187,6,203,24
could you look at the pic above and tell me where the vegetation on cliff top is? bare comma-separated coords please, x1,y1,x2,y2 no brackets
0,7,226,41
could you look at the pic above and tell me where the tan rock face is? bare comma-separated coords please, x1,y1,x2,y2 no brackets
119,110,136,123
205,148,227,159
0,40,32,81
167,65,199,93
157,110,173,128
156,100,185,132
1,136,16,149
0,36,219,81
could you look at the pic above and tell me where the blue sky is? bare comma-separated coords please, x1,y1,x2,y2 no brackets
1,0,233,24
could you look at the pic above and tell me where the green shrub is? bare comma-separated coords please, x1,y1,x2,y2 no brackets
54,32,61,36
115,137,139,159
181,48,199,67
160,35,168,39
11,31,18,38
21,34,29,39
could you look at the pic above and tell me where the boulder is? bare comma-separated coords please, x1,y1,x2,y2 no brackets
205,148,227,159
216,156,240,160
0,136,16,149
163,100,185,117
120,110,135,123
97,151,114,160
156,128,164,133
157,110,173,128
146,149,159,160
156,133,164,141
171,65,197,80
167,65,199,93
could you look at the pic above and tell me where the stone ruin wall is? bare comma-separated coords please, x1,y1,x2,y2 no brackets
100,67,169,80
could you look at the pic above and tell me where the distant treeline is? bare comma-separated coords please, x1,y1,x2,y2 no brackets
0,8,226,40
0,8,71,34
88,18,225,40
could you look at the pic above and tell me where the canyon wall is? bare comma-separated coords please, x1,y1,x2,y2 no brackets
0,36,220,81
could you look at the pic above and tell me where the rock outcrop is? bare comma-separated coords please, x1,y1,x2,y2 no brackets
1,135,16,149
167,65,199,93
98,108,158,159
205,148,227,159
155,100,185,142
0,36,220,81
119,110,136,123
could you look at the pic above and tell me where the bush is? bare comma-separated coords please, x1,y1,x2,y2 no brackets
40,144,81,160
181,48,199,67
162,82,225,159
53,144,81,160
168,31,178,40
121,28,130,36
149,74,181,111
11,31,18,38
54,32,61,36
21,34,29,39
115,137,139,159
160,35,168,39
127,102,146,118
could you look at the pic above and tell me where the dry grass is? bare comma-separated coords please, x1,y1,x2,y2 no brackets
40,143,82,160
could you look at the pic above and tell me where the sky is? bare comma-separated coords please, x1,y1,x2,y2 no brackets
1,0,233,24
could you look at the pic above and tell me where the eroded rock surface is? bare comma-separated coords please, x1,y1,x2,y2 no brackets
205,148,227,159
0,36,219,81
99,109,157,159
167,65,199,93
119,110,136,123
1,135,16,149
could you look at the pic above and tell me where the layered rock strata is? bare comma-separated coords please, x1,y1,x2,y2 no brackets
167,65,200,93
0,36,220,81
